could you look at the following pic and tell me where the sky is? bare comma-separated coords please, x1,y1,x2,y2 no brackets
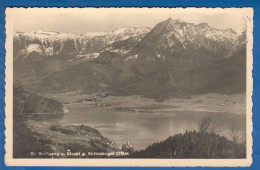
11,8,251,34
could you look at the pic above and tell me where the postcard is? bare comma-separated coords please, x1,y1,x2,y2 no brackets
5,7,253,166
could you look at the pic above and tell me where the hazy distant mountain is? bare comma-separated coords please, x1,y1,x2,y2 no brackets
13,18,246,98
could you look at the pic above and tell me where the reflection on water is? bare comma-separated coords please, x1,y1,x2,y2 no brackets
40,106,246,150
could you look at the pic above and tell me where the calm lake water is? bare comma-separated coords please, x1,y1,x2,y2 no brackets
40,106,246,150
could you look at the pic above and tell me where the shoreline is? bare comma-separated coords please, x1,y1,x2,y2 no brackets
40,92,246,115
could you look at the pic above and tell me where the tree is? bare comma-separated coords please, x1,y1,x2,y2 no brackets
229,123,241,144
198,117,218,135
13,83,34,122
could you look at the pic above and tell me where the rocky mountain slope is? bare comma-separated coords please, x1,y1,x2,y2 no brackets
108,46,246,99
128,18,242,73
13,18,247,98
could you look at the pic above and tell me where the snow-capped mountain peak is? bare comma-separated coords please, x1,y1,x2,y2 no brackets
13,27,151,60
82,32,107,38
128,18,244,67
13,18,243,65
33,29,58,35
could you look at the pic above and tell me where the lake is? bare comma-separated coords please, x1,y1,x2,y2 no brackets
40,106,246,150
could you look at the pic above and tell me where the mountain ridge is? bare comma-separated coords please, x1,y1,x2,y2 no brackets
14,27,151,61
13,18,247,98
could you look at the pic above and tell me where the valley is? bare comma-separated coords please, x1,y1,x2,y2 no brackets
12,17,248,158
37,92,246,150
41,91,246,115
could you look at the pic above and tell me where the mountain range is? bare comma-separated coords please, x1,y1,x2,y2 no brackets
13,18,247,99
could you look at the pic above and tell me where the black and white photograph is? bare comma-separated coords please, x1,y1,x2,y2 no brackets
5,8,253,166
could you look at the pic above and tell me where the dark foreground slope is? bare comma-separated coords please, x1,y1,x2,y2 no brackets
13,86,121,158
130,131,246,158
13,86,63,158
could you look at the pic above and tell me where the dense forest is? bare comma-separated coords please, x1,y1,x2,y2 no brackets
130,117,246,158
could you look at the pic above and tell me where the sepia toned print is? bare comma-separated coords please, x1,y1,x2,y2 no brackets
5,8,253,166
